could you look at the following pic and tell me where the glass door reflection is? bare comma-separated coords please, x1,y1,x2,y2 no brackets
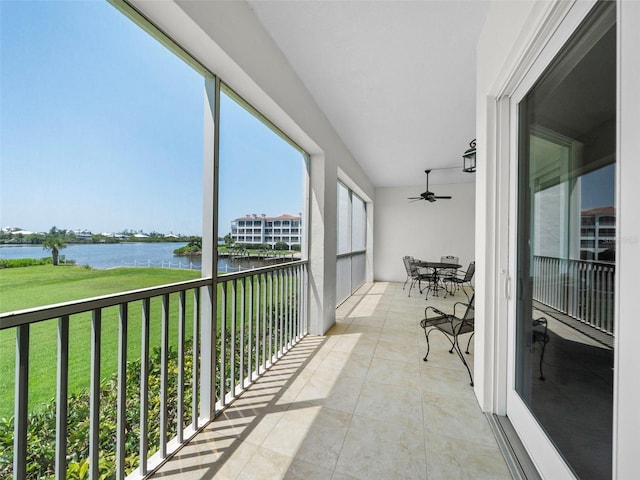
515,3,616,478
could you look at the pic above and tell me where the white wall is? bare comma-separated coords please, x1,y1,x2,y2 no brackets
374,182,475,282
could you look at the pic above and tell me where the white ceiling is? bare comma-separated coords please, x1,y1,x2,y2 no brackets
248,0,489,187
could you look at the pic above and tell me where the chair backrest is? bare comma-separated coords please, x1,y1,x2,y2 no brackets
453,295,475,336
463,295,475,323
402,256,414,275
441,255,459,265
463,261,476,281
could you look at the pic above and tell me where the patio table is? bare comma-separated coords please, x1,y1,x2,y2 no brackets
417,261,461,299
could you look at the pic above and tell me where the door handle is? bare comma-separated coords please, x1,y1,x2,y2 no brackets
504,271,510,299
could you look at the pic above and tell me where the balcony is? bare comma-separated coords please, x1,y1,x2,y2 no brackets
1,273,510,479
2,253,616,479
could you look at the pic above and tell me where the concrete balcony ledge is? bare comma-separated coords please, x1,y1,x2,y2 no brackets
150,283,510,480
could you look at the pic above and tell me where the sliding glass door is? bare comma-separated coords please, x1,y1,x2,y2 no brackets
509,2,616,478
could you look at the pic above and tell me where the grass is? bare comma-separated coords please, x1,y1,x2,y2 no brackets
0,265,201,417
0,264,300,418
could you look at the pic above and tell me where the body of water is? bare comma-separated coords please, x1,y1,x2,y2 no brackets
0,242,201,270
0,243,289,272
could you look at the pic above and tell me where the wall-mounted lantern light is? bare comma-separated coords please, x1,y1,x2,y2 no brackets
462,139,476,173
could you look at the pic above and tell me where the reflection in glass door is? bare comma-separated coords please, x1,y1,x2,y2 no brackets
515,3,615,478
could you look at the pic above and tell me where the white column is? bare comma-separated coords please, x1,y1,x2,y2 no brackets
308,153,337,335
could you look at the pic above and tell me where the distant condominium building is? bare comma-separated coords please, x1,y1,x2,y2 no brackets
580,206,615,261
231,214,302,247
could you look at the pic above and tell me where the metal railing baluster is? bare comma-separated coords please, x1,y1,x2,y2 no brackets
230,279,237,398
192,287,200,429
220,282,227,407
160,294,170,457
140,298,151,475
248,275,254,382
268,271,273,364
13,324,29,480
261,273,267,372
116,303,128,480
286,267,291,349
240,277,245,389
89,309,101,480
178,290,186,442
278,269,283,357
55,315,69,480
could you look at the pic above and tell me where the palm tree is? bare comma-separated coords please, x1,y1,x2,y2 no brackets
43,227,67,265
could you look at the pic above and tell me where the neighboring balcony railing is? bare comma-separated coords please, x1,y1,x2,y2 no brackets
0,260,307,479
532,255,614,335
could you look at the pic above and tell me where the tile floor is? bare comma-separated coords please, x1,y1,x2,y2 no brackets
150,282,511,480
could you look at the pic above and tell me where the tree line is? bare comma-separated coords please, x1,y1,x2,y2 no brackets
1,227,202,266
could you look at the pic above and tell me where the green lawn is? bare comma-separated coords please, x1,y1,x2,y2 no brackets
0,266,201,417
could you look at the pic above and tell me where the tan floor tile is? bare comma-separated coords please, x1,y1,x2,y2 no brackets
210,441,260,480
294,370,365,414
365,356,421,388
335,415,427,480
420,363,476,395
354,379,423,432
262,404,352,470
373,338,421,363
330,334,378,357
425,435,511,480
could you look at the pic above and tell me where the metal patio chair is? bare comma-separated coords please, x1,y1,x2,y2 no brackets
402,256,414,291
440,255,459,279
420,295,475,386
402,256,432,297
443,261,475,300
532,316,550,381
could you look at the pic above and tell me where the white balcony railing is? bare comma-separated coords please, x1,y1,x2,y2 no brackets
0,260,307,479
532,255,614,335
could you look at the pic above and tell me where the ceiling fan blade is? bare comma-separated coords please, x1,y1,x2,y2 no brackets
408,171,451,203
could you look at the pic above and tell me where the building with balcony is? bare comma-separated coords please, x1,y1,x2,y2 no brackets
581,206,616,261
2,1,638,480
230,214,301,247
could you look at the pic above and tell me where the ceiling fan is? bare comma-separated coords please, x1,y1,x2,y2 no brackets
408,170,452,203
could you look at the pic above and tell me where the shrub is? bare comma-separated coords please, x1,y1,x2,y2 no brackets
0,257,52,269
0,342,195,479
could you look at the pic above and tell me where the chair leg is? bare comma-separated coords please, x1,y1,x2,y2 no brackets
465,283,473,301
422,328,432,361
538,335,548,381
465,332,474,355
423,327,474,387
452,336,474,387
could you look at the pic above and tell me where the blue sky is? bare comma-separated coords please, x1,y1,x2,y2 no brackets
1,1,303,237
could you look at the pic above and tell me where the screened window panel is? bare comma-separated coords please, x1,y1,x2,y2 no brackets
351,194,366,251
336,256,352,305
337,183,351,255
